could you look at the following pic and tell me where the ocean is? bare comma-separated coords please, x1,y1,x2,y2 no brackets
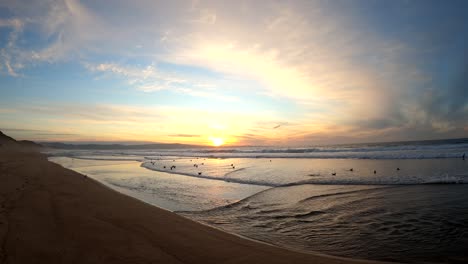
48,138,468,263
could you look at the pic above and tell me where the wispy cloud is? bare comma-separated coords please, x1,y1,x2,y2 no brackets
86,62,186,90
0,0,112,75
162,2,419,124
0,128,43,132
168,134,200,138
0,18,25,76
0,101,302,144
0,127,79,141
86,62,238,101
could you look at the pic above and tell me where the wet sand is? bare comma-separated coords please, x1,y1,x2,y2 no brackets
0,148,381,264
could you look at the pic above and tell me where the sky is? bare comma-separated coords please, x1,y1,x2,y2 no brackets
0,0,467,146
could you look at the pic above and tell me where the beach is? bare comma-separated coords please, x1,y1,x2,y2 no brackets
0,148,376,264
2,0,467,263
1,1,467,263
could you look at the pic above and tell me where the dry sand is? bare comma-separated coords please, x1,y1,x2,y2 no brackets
0,148,379,264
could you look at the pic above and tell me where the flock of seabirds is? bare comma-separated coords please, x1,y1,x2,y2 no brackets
148,157,235,176
147,153,466,177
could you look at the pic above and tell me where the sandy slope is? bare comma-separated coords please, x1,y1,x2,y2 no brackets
0,149,379,264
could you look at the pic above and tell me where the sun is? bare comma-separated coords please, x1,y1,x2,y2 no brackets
210,137,225,147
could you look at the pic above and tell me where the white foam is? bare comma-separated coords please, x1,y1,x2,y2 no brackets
141,158,468,187
141,162,277,186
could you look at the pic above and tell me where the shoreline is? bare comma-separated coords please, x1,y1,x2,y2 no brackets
0,148,385,264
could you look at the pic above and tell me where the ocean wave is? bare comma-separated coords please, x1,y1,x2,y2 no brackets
287,174,468,186
181,143,468,154
179,185,387,215
44,139,468,160
143,142,468,159
141,151,467,160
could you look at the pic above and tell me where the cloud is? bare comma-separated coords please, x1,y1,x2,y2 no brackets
0,127,79,141
0,18,25,76
157,2,426,126
86,62,186,91
2,99,465,145
0,102,291,144
0,0,109,75
0,128,43,132
420,59,468,129
168,134,200,138
0,18,23,28
86,62,238,101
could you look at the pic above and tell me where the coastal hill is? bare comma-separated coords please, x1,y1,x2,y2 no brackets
0,131,17,147
0,131,43,150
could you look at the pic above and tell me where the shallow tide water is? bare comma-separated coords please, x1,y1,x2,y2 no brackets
182,184,468,263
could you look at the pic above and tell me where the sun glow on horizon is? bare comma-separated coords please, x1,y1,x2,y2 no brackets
210,137,225,147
